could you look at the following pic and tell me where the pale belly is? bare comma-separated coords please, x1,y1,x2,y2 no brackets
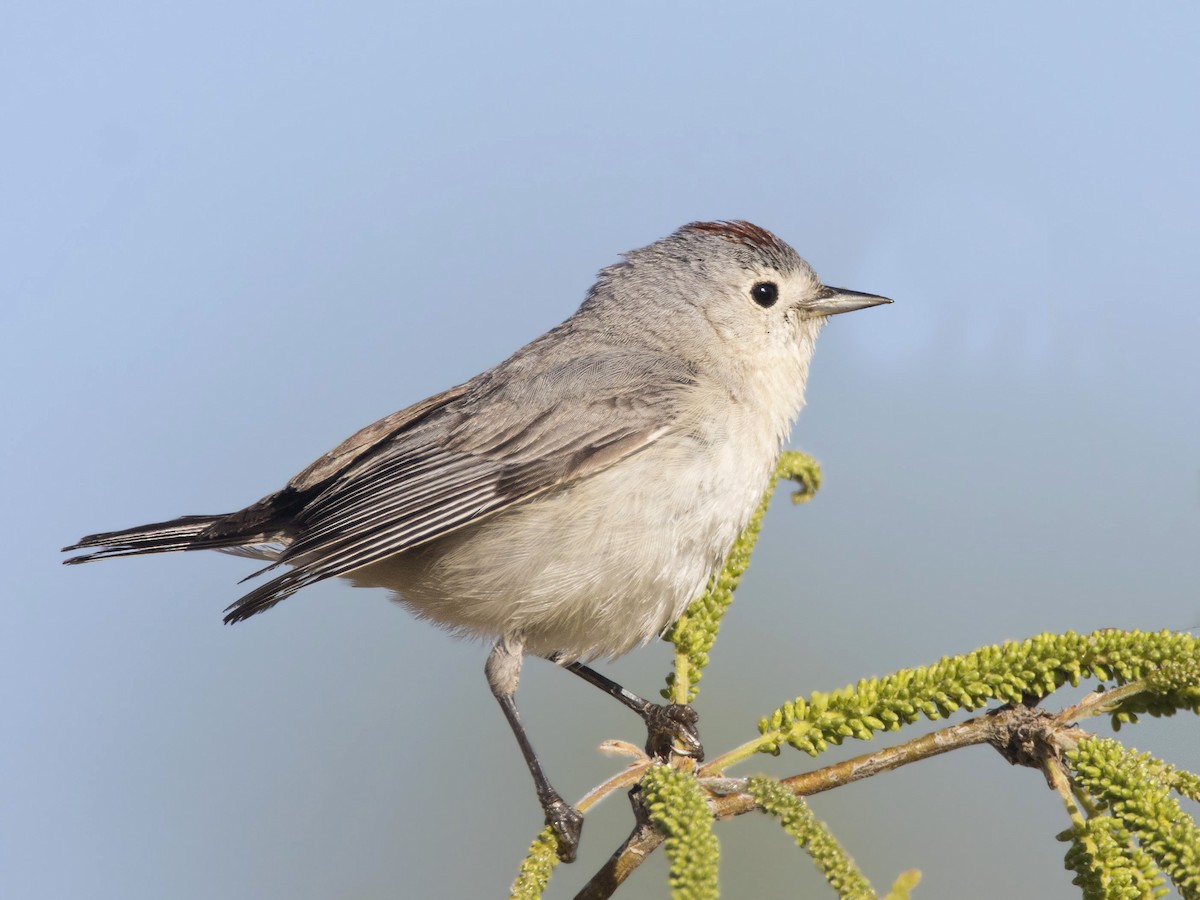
347,429,780,661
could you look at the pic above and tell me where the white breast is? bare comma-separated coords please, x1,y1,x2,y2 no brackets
349,349,812,662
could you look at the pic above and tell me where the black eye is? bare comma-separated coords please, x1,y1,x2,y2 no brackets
751,281,778,308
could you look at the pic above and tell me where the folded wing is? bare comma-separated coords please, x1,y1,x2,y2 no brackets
222,350,694,622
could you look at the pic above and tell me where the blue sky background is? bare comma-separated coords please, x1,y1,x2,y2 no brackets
4,3,1199,898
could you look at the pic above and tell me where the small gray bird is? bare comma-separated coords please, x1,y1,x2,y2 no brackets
64,221,890,861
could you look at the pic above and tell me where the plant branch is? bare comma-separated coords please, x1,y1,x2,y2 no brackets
574,704,1052,897
526,623,1198,898
574,820,665,900
711,705,1026,818
576,755,652,815
1052,679,1153,726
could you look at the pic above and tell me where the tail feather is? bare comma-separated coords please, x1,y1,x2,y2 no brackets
62,514,244,564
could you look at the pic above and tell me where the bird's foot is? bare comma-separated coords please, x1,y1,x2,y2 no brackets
541,792,584,863
642,702,703,762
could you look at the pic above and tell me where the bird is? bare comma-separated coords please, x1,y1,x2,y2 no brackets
63,220,890,861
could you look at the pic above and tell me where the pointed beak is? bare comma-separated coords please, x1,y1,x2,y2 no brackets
806,286,893,316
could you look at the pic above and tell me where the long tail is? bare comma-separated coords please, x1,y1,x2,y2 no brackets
62,514,243,564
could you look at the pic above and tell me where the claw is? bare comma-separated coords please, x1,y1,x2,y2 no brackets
643,703,704,762
543,794,584,863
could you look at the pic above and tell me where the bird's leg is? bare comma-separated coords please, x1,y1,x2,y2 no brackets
559,659,703,762
486,638,583,863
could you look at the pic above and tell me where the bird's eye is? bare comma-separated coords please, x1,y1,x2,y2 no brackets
751,281,778,308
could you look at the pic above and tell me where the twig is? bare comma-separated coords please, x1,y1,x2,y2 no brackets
575,704,1067,896
574,782,665,900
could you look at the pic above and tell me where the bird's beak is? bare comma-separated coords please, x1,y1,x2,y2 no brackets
806,286,893,316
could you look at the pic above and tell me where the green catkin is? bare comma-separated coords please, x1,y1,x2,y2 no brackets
641,765,721,900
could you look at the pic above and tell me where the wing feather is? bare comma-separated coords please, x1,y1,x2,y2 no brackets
222,349,694,622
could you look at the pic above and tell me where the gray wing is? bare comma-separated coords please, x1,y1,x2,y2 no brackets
223,350,695,622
